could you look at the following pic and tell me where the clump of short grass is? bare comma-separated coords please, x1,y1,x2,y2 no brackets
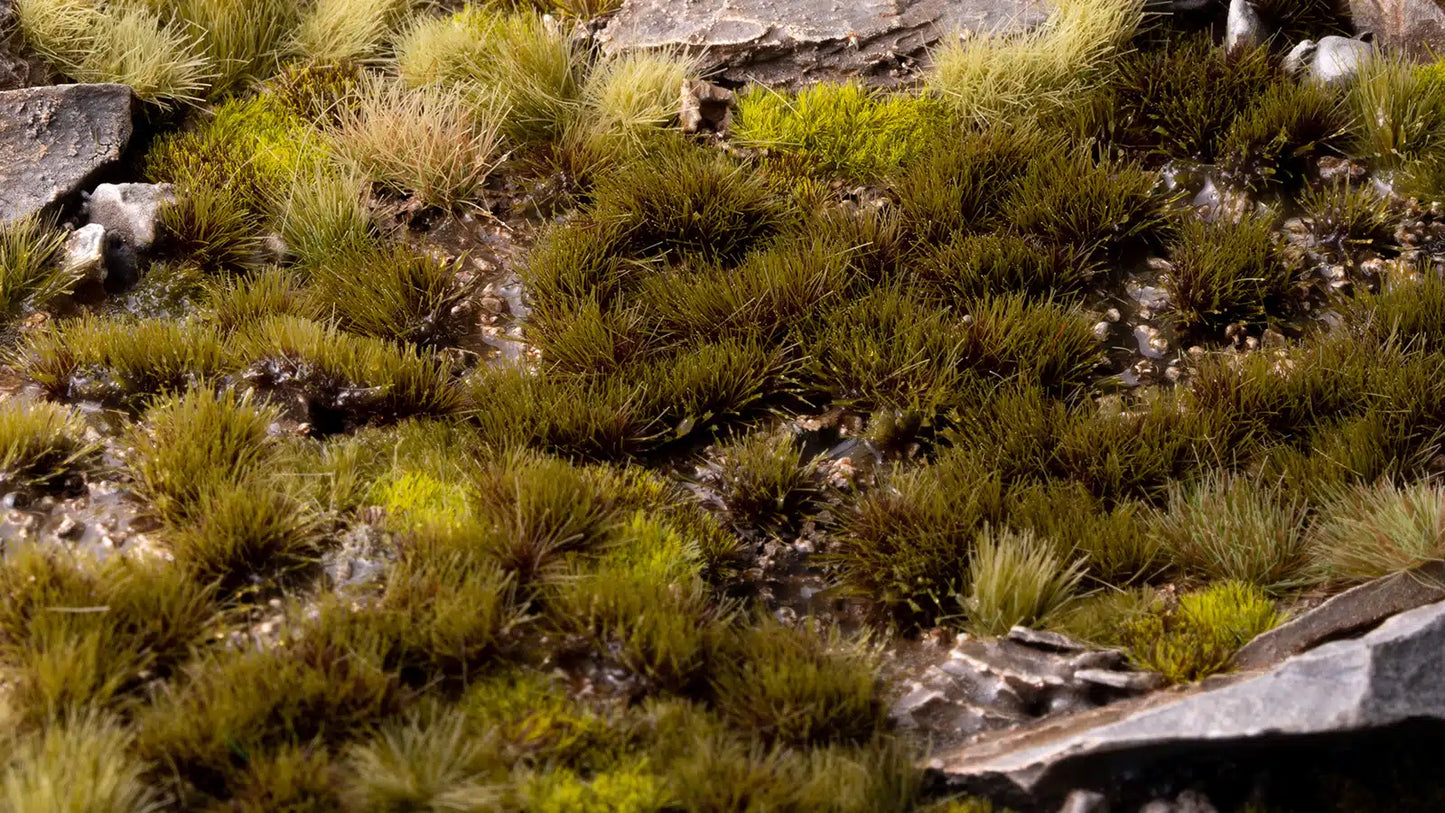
332,77,506,208
591,141,789,263
734,83,958,180
1350,57,1445,168
1110,34,1278,162
204,267,321,333
1300,180,1395,251
961,526,1085,636
702,428,820,536
575,49,699,150
292,0,413,65
126,386,278,523
711,620,883,747
1151,473,1311,591
1122,581,1279,683
279,167,373,267
1163,213,1293,333
155,182,264,274
1221,78,1351,190
1311,479,1445,582
156,0,299,98
1004,149,1163,255
307,239,472,346
913,232,1093,303
1252,0,1351,40
2,712,163,813
17,316,228,406
0,216,80,316
0,546,214,715
0,400,100,495
927,0,1143,125
339,709,502,811
237,316,465,426
15,0,210,106
892,126,1053,242
167,475,323,590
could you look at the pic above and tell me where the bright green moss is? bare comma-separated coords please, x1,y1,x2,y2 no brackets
1122,581,1279,683
733,83,958,180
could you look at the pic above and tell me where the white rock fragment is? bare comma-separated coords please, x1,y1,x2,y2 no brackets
61,223,107,283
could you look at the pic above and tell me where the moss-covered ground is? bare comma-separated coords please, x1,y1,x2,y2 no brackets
4,0,1445,808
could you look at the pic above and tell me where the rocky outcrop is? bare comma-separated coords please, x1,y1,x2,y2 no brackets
1349,0,1445,58
600,0,1051,88
933,599,1445,807
0,84,135,225
890,627,1162,750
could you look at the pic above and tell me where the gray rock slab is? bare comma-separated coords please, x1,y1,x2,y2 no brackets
935,599,1445,806
1232,562,1445,671
0,84,135,225
1349,0,1445,59
600,0,1052,87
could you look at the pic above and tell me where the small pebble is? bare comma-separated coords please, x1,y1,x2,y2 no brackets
1105,307,1121,323
1092,321,1111,341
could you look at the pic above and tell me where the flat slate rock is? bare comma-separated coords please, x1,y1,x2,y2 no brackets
935,599,1445,806
0,84,135,225
600,0,1052,87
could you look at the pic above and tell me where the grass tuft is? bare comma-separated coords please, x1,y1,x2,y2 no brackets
1163,213,1293,333
0,400,99,495
1122,581,1278,684
332,77,507,208
306,239,473,346
1300,180,1395,251
1311,479,1445,582
702,428,820,536
0,216,80,316
1221,78,1351,190
962,525,1085,636
2,712,163,813
927,0,1143,126
17,316,228,406
1151,473,1311,591
292,0,413,65
1004,149,1163,255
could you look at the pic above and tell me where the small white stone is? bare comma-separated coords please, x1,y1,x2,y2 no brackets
61,223,107,283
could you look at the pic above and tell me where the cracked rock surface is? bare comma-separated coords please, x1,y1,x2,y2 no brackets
0,83,135,225
601,0,1051,87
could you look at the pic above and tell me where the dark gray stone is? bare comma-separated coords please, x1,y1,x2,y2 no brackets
600,0,1052,88
1009,625,1093,653
935,599,1445,806
1349,0,1445,59
1232,562,1445,671
0,84,135,225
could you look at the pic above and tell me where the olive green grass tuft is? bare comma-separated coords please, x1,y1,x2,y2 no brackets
1251,0,1351,40
1354,266,1445,348
927,0,1143,126
16,316,228,406
306,239,473,346
1162,213,1295,333
332,76,507,209
1311,479,1445,583
1108,34,1278,163
547,0,625,20
292,0,415,65
830,449,1006,626
1008,480,1161,586
591,141,791,264
1003,149,1165,256
237,316,466,426
1046,586,1159,647
891,126,1053,243
961,526,1085,636
155,182,265,274
0,400,101,495
1150,472,1311,592
711,620,884,748
279,168,374,269
0,546,214,716
15,0,211,107
733,83,959,180
1299,180,1395,251
136,605,404,797
1349,57,1445,169
1221,78,1352,190
702,428,821,537
203,266,322,333
1121,581,1279,684
573,49,700,152
2,711,164,813
912,232,1095,303
0,215,81,316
